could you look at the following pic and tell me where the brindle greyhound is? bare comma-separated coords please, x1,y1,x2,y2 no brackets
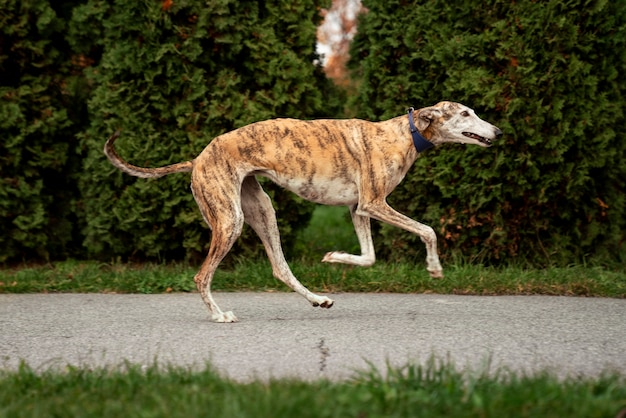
104,101,502,322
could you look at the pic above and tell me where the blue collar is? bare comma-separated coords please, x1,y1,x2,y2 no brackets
408,107,434,153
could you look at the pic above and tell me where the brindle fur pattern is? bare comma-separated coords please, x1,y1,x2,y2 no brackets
104,101,502,322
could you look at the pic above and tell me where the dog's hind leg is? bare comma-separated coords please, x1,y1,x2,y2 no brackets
191,181,244,323
322,204,376,266
240,177,334,309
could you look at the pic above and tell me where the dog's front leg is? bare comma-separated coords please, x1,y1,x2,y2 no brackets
322,205,376,266
356,200,444,278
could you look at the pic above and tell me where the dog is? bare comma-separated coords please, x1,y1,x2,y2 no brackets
104,101,502,322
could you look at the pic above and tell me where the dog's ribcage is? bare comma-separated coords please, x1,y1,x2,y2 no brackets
202,118,414,206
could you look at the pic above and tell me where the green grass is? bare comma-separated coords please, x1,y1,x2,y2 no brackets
1,206,625,297
1,255,624,297
1,360,624,418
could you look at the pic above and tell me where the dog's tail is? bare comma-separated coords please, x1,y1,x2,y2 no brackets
104,131,193,179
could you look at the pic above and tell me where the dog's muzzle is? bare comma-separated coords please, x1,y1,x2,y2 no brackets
463,128,503,146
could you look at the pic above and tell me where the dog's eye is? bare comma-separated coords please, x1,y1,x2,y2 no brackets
461,111,470,117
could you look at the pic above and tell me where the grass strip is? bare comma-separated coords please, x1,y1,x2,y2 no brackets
0,360,624,418
2,206,623,297
0,259,624,298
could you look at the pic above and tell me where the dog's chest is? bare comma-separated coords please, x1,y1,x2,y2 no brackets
262,170,359,206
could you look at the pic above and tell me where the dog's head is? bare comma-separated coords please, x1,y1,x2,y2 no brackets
416,101,502,147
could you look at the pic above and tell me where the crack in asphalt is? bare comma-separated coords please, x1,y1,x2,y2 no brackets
317,338,330,372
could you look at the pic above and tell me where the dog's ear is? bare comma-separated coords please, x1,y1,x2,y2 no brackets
417,107,442,131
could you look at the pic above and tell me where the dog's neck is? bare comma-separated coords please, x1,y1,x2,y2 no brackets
407,108,435,153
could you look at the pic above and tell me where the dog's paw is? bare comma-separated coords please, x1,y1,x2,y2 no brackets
322,251,375,267
322,251,342,263
212,311,239,323
311,296,334,309
428,269,444,279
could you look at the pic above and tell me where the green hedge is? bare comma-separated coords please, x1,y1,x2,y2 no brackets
73,0,340,262
1,0,339,263
349,0,626,265
4,0,624,267
0,0,87,262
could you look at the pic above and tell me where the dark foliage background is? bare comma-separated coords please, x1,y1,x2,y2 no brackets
0,0,88,262
348,0,626,266
1,0,340,263
2,0,624,267
73,0,340,262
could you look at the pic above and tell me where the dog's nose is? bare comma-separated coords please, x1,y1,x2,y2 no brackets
495,128,503,139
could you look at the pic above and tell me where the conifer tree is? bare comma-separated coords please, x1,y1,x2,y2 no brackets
349,0,626,264
0,1,87,261
72,0,338,260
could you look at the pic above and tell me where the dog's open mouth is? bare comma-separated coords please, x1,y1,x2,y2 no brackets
463,132,492,146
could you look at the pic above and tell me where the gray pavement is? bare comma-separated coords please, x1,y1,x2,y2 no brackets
1,292,625,381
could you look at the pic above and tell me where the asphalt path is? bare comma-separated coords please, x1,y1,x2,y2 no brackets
1,293,625,381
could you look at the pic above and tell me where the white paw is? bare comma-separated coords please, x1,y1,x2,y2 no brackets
322,251,375,267
322,251,342,263
310,296,334,309
212,311,239,323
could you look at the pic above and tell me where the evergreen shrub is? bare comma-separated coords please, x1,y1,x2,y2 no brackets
71,0,338,261
349,0,626,265
0,0,87,262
